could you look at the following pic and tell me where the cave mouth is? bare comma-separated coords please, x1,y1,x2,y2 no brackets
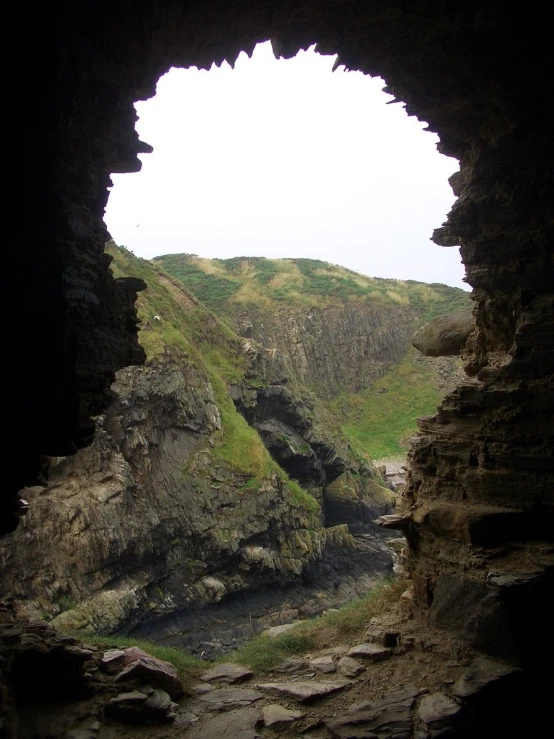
101,40,469,495
104,41,465,291
5,6,553,732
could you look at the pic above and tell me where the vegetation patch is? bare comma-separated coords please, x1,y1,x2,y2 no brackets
153,254,240,311
227,576,406,673
328,349,445,459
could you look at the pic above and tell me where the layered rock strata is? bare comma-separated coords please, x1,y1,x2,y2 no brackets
0,357,394,649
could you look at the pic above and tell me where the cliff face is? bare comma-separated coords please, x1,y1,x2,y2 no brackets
0,249,397,649
156,255,469,458
235,301,417,399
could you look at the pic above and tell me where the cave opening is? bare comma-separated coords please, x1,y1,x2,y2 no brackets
4,4,554,734
105,41,466,289
102,40,471,487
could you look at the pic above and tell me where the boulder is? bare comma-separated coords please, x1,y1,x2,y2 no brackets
412,312,473,357
115,655,184,699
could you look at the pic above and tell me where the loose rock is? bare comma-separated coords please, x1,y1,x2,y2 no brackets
309,655,336,674
417,691,462,735
412,311,473,357
115,655,184,699
263,703,304,729
347,643,392,662
272,658,311,674
338,656,365,677
452,657,522,700
257,680,352,702
196,686,264,710
327,686,425,738
200,662,253,684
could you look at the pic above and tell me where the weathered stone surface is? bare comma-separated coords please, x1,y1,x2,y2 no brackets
257,680,352,702
347,643,392,662
262,704,304,728
196,687,264,710
115,655,184,699
338,656,366,677
200,663,253,685
100,649,125,670
417,692,461,735
309,654,336,674
0,353,394,648
364,625,400,648
429,573,516,659
186,707,262,738
5,1,554,735
327,686,424,738
272,658,311,674
412,312,474,357
105,688,176,724
452,658,522,700
324,473,395,534
387,538,407,554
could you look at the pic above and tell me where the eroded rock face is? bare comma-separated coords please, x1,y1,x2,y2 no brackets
0,357,394,650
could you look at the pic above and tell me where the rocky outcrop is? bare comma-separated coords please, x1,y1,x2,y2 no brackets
0,355,394,651
323,473,395,534
235,302,419,399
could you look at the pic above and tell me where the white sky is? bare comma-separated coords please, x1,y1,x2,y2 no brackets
105,42,467,289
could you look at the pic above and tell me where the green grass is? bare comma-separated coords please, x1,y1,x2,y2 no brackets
66,580,406,682
287,480,320,512
153,254,239,310
227,576,406,672
155,253,470,315
328,349,444,459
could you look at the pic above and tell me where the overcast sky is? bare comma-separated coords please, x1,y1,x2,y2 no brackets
105,42,467,289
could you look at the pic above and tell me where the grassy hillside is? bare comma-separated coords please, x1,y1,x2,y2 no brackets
153,253,471,459
154,254,470,320
327,349,453,459
107,242,318,511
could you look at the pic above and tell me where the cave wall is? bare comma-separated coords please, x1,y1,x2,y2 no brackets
9,0,554,670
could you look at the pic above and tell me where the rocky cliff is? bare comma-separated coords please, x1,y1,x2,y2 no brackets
0,247,398,653
156,254,469,458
